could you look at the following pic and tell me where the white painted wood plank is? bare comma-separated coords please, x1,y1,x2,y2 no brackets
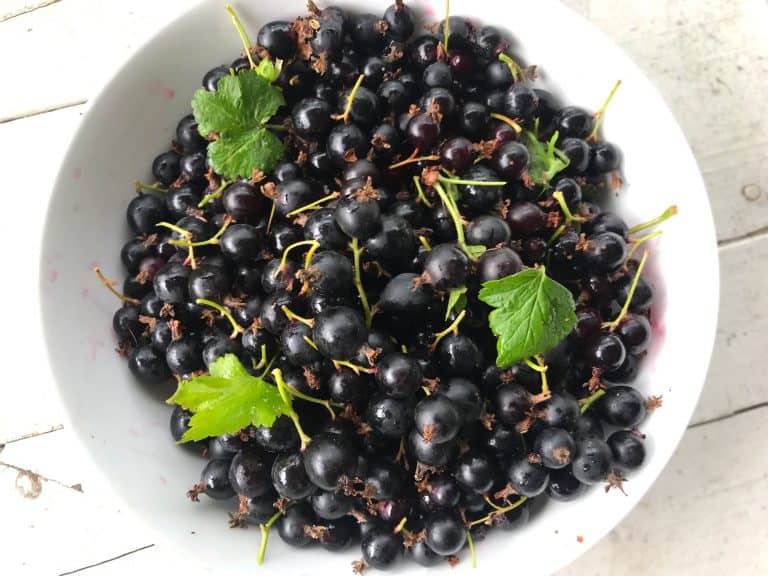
560,405,768,576
0,0,59,22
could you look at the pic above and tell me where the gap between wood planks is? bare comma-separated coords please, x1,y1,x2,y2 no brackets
1,0,62,23
0,99,86,124
57,544,156,576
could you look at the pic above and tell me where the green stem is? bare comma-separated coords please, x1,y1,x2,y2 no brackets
393,517,408,533
468,496,527,528
280,305,314,328
628,205,678,235
198,179,231,208
283,383,338,420
579,389,606,414
498,53,524,82
437,176,507,187
275,240,320,279
285,192,340,217
429,309,466,351
489,112,522,133
170,216,232,247
156,221,198,269
337,74,365,124
350,238,373,329
433,181,467,247
388,154,440,170
225,4,257,70
547,223,568,246
552,191,585,224
525,355,549,396
466,529,477,568
303,335,319,351
92,267,140,305
156,221,191,237
257,510,283,565
251,344,269,371
626,230,662,263
602,249,650,331
332,359,376,375
272,369,311,451
259,354,277,379
443,0,450,52
196,299,244,339
483,495,507,512
133,180,169,193
588,80,622,141
266,202,276,235
418,235,432,251
263,123,289,131
413,175,433,208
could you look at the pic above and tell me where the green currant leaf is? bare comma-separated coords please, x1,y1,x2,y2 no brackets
167,354,290,442
523,130,570,187
445,286,468,321
478,267,576,367
207,128,284,180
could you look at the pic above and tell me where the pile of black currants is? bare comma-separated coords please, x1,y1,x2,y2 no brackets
103,1,671,571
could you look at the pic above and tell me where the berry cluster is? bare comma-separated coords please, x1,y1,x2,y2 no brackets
101,1,672,571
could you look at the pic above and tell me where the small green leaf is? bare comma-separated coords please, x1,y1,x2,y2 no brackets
256,58,282,84
523,130,570,187
168,354,290,442
208,128,284,179
445,286,468,321
478,267,577,367
191,68,286,179
465,244,487,259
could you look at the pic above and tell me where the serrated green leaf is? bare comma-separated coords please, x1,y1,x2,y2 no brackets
256,58,281,84
523,130,570,187
445,286,468,321
208,128,284,179
167,354,290,442
478,267,576,367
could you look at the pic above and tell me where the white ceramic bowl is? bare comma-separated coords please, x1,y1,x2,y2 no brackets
40,0,719,573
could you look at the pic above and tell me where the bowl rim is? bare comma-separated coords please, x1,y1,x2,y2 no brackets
38,0,720,573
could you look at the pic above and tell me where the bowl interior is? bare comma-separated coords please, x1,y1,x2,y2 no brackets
40,0,718,573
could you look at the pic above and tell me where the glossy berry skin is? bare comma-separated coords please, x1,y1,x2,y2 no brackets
504,84,539,121
257,21,296,60
414,394,461,443
188,265,231,303
199,459,236,500
169,405,193,442
327,123,370,166
466,215,511,248
383,1,415,40
571,436,613,485
597,385,647,427
608,430,646,470
128,344,171,384
460,102,490,138
112,305,142,342
586,334,627,372
533,427,576,469
423,244,470,291
539,393,580,431
589,141,621,173
228,449,272,498
440,137,473,173
478,247,524,282
409,429,456,466
151,151,181,186
361,529,402,569
494,384,530,426
547,466,586,501
176,114,206,153
304,209,348,251
304,250,353,296
219,224,262,263
312,306,367,360
312,490,353,520
334,195,381,239
438,334,483,378
406,113,441,150
559,138,590,174
425,512,467,555
302,432,358,491
254,416,299,453
438,377,482,422
127,194,168,234
409,540,442,566
376,353,422,399
617,314,652,354
281,322,322,366
455,450,495,493
277,502,314,547
367,393,413,438
165,338,202,375
246,491,280,524
271,452,316,500
555,106,594,139
365,460,406,501
506,201,545,237
418,474,461,512
583,232,627,272
202,65,229,91
222,181,262,222
364,215,417,273
493,141,530,179
507,458,549,497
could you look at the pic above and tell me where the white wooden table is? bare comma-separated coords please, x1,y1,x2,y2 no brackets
1,0,767,574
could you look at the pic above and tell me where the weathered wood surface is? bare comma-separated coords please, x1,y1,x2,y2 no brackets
1,0,766,574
